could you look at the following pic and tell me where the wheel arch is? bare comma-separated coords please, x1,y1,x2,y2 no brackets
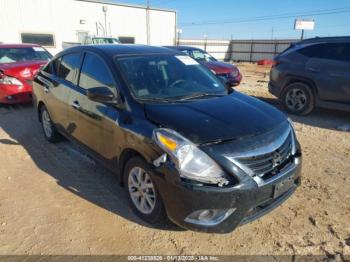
118,148,148,187
37,101,46,122
282,75,318,97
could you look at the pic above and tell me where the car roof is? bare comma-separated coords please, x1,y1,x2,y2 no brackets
296,36,350,45
163,45,204,52
0,43,43,48
62,44,180,57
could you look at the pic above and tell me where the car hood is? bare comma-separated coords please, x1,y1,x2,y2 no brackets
201,60,235,74
0,60,47,80
145,92,287,144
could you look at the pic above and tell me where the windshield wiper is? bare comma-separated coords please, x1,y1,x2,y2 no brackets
137,97,176,103
178,92,226,101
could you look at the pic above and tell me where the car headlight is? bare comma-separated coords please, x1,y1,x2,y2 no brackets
153,128,228,186
0,75,23,87
288,118,297,155
230,68,239,78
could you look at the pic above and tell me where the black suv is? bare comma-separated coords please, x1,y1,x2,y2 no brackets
33,45,302,233
269,37,350,115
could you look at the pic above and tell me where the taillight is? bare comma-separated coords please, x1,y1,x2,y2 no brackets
0,75,24,87
272,59,281,67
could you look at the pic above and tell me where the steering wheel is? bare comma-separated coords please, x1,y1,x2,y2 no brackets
169,79,186,89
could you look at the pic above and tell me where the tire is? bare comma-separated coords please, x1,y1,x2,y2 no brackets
281,82,315,115
40,105,60,142
124,157,167,224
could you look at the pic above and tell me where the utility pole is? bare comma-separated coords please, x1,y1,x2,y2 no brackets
204,34,208,51
301,29,305,40
271,27,274,40
146,0,150,45
176,28,182,46
102,6,108,36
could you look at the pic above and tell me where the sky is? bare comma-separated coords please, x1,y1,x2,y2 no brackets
112,0,350,40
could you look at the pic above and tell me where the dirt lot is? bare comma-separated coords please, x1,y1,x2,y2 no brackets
0,63,349,258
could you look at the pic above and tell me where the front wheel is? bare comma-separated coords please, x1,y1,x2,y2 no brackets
124,157,167,224
281,82,315,115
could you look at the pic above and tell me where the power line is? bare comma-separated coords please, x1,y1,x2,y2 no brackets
180,7,350,27
151,0,176,4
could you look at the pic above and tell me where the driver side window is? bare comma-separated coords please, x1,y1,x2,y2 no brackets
78,53,115,90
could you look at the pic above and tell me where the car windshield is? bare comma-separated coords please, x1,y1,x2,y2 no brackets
191,50,217,62
0,47,52,64
116,54,227,102
93,38,120,44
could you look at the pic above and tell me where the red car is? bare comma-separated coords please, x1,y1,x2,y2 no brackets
0,44,52,104
164,46,242,86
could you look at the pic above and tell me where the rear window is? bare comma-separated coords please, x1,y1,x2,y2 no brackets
0,47,52,64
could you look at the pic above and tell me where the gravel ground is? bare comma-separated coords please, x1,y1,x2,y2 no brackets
0,63,349,258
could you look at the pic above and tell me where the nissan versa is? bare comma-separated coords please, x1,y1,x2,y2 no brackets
33,45,302,233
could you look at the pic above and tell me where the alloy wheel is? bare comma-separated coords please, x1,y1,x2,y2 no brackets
128,167,156,214
285,88,307,111
42,110,53,138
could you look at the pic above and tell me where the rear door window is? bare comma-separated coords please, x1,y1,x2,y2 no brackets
57,53,81,84
43,57,61,75
321,43,350,62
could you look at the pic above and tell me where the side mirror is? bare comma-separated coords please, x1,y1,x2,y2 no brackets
218,76,233,91
87,86,120,105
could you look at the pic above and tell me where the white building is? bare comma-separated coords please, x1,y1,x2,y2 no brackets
0,0,177,54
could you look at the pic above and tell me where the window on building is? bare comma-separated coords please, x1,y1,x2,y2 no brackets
118,37,135,44
21,33,55,47
57,53,81,84
79,53,115,90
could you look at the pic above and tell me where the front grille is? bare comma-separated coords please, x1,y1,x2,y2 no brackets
236,133,293,180
217,73,230,78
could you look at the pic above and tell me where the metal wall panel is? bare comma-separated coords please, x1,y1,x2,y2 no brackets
179,39,297,62
0,0,176,54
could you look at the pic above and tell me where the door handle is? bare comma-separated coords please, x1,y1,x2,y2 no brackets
43,85,49,93
72,101,81,110
307,67,320,73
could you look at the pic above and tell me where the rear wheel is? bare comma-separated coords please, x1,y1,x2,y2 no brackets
281,82,315,115
40,105,60,142
124,157,166,224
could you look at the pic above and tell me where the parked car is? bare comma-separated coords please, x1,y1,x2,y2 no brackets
269,36,350,115
33,45,301,233
0,44,52,104
83,36,120,45
165,46,242,87
63,37,121,50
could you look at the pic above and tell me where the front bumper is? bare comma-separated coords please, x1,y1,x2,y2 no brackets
0,83,32,104
153,157,301,233
218,72,242,87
